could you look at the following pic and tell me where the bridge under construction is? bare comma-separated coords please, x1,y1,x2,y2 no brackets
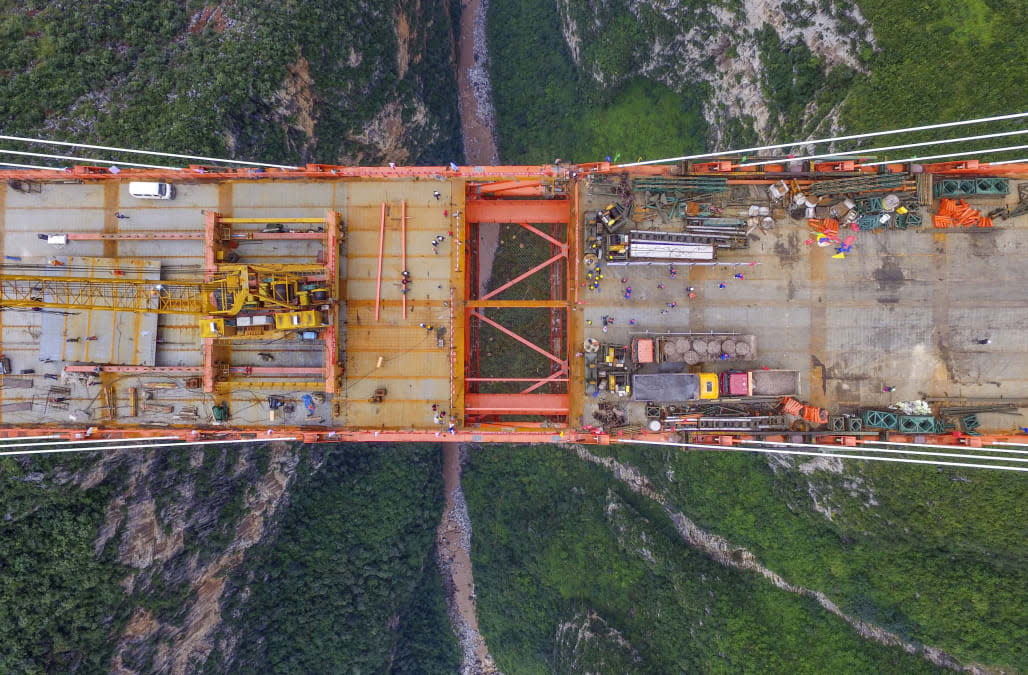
0,149,1026,456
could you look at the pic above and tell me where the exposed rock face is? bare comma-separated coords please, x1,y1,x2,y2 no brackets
348,99,433,165
554,0,876,146
79,442,300,675
554,610,641,672
273,56,318,161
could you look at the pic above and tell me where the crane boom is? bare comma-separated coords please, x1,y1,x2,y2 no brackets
0,274,212,314
0,264,329,316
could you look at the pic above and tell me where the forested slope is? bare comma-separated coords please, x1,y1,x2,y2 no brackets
0,0,462,164
463,445,994,673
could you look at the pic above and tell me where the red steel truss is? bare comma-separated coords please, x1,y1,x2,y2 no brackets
462,191,571,422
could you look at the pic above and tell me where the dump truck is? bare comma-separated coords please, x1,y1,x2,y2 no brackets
631,334,757,365
719,370,801,397
631,372,719,402
631,368,799,402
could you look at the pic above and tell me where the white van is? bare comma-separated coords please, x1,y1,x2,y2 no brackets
128,182,175,200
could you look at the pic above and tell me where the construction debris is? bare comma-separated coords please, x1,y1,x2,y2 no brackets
933,198,993,228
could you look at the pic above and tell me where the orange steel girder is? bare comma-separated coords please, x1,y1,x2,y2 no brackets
465,199,570,224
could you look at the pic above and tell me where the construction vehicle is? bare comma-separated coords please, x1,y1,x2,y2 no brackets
602,344,629,369
594,202,628,230
212,403,230,422
632,372,719,402
632,334,757,365
632,368,798,402
719,370,801,397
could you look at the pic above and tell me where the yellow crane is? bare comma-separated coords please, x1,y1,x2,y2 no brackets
0,264,331,339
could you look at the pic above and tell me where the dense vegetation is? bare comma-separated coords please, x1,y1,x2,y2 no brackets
598,444,1028,669
486,0,707,164
0,0,462,164
842,0,1028,159
0,453,129,674
464,445,945,673
214,443,458,673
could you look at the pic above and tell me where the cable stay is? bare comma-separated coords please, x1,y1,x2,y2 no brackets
616,111,1028,167
624,439,1028,473
0,133,300,169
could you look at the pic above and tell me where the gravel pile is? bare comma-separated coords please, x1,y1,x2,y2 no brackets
468,0,499,161
450,484,473,555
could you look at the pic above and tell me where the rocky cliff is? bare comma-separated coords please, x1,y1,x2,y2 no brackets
553,0,875,146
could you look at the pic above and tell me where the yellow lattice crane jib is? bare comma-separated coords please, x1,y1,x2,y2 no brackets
0,264,326,316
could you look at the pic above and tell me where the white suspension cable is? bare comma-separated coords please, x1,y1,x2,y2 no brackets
0,436,298,458
0,435,62,443
991,441,1028,447
615,111,1028,167
0,148,182,170
622,439,1028,473
859,143,1028,167
0,435,179,449
736,128,1028,168
862,440,1028,456
986,158,1028,165
738,438,1028,463
0,134,301,170
0,161,66,171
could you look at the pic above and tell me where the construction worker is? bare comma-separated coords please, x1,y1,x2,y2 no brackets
433,191,441,200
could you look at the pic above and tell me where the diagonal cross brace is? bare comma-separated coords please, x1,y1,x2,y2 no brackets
471,310,566,367
518,221,566,249
520,367,568,394
482,251,564,301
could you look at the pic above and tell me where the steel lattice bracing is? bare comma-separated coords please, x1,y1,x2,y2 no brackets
0,274,211,314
